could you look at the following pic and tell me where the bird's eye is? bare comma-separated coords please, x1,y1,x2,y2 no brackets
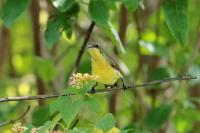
93,44,99,48
87,42,100,49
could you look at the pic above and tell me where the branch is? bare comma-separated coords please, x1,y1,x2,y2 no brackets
69,21,95,76
0,106,31,127
0,76,197,103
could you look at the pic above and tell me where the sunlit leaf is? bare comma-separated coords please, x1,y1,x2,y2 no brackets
95,113,116,132
163,0,188,45
174,108,200,133
0,0,30,27
38,121,52,133
107,22,125,53
52,0,75,12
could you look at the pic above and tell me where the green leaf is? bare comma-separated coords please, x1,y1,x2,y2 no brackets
120,129,134,133
68,128,93,133
103,0,118,11
49,96,68,115
144,104,173,129
60,98,82,124
24,124,34,133
122,0,142,12
150,67,169,80
65,86,81,94
49,113,62,132
0,0,30,27
34,57,56,82
50,96,82,124
32,106,50,127
52,0,75,12
83,96,101,112
80,81,96,95
65,81,95,95
174,108,200,132
107,22,125,53
89,0,109,27
44,14,71,48
95,113,116,132
163,0,188,45
45,3,79,48
139,41,169,59
38,121,52,133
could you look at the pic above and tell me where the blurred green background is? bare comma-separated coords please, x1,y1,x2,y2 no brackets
0,0,200,132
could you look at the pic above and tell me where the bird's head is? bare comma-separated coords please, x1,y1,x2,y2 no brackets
87,42,101,57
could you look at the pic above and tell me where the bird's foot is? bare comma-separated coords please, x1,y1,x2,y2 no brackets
105,84,110,89
90,87,96,94
122,84,128,90
90,82,97,94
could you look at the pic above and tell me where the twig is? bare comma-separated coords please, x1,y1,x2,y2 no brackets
69,21,95,77
0,106,31,127
0,76,197,103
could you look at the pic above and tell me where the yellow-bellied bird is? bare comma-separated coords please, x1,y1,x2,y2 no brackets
87,43,127,93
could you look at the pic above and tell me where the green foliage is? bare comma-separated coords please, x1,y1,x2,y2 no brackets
163,0,188,45
45,3,79,48
0,0,199,132
122,0,142,12
34,57,56,82
65,81,96,94
95,113,116,132
174,107,200,132
107,22,125,53
89,0,109,27
88,0,125,53
68,128,93,133
144,104,173,129
50,96,81,124
52,0,75,12
32,106,51,127
38,121,52,133
83,96,101,112
0,0,31,27
150,67,170,80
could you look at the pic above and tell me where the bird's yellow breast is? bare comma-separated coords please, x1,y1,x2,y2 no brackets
89,48,121,85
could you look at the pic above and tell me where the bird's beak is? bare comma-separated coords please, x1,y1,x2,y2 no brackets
87,44,94,49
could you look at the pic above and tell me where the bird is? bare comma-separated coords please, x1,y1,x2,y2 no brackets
87,42,127,93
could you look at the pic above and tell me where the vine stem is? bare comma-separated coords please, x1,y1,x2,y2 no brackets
0,76,197,103
68,21,95,77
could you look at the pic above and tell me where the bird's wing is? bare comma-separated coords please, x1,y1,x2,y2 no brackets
102,50,122,74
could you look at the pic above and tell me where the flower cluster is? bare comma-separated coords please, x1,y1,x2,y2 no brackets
12,123,27,133
69,73,97,87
